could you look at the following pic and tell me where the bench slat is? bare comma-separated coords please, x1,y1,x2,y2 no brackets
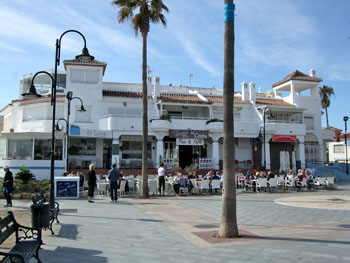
0,224,16,245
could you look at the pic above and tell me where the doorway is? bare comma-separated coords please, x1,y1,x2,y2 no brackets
179,145,193,169
103,139,112,169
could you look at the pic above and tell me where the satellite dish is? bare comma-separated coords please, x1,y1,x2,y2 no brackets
10,128,14,133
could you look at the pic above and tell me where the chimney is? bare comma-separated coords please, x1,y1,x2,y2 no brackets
241,81,248,101
309,68,316,77
147,76,153,96
153,77,160,98
249,82,256,104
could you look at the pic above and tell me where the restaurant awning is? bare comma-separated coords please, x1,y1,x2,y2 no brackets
273,135,297,142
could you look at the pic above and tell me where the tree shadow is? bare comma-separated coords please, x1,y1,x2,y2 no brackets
40,246,107,263
55,223,80,240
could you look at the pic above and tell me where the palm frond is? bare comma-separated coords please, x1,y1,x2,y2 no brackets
132,14,142,36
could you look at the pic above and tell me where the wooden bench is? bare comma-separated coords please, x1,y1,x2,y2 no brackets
32,194,60,235
0,211,42,263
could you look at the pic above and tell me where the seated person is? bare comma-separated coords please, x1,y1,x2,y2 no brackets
78,172,85,187
173,172,181,194
267,171,274,181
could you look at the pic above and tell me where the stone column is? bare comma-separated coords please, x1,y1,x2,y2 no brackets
265,135,271,169
297,136,305,169
156,137,164,168
212,139,220,170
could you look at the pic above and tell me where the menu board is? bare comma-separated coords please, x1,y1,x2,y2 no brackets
55,177,79,199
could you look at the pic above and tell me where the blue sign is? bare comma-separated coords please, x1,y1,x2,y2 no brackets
70,125,80,135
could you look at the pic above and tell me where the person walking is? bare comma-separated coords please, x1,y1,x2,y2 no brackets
108,163,120,203
87,164,96,203
157,163,167,196
3,166,14,207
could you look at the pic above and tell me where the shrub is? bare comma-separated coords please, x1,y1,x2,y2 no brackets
184,164,198,174
15,167,35,184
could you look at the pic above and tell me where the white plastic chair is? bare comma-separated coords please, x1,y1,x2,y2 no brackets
257,178,267,192
297,178,307,190
211,179,221,193
325,177,336,189
317,177,326,189
190,179,200,195
117,180,126,196
200,180,210,194
148,179,157,195
128,178,136,192
267,177,278,192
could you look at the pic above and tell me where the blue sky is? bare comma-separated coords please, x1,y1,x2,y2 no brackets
0,0,349,130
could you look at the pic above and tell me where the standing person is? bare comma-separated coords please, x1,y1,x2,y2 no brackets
108,163,120,203
158,163,167,196
87,164,96,203
3,166,14,207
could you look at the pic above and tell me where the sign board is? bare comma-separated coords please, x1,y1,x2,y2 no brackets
70,125,112,138
170,129,208,139
54,177,79,199
176,138,204,145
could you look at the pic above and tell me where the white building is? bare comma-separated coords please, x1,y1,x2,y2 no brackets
0,56,335,179
328,133,350,163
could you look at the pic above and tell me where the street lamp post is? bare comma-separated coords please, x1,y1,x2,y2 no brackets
22,30,93,208
55,118,68,171
344,116,349,175
258,106,273,171
57,91,86,171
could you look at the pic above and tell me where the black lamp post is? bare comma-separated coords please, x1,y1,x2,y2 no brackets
57,91,86,171
343,116,349,175
258,106,273,171
55,118,68,171
21,30,93,208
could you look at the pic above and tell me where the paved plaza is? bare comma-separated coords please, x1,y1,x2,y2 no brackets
1,183,350,263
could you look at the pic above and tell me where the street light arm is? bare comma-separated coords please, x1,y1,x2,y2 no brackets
56,118,68,132
72,97,86,111
56,30,88,66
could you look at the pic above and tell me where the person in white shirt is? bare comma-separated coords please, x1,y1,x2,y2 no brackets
158,163,167,196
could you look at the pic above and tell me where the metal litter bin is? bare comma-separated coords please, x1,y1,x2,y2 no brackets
31,202,50,229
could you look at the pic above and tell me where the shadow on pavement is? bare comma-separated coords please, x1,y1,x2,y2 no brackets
60,213,162,223
56,224,80,240
41,246,107,263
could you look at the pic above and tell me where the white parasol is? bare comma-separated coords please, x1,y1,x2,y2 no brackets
292,151,297,173
279,151,284,174
285,151,290,172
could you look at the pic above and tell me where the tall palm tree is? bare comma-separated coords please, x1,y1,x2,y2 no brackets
219,0,239,238
319,85,335,128
113,0,169,198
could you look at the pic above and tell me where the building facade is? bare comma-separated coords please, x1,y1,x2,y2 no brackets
0,57,334,179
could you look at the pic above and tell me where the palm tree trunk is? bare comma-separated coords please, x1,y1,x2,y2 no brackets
141,33,149,198
325,107,329,128
219,0,239,238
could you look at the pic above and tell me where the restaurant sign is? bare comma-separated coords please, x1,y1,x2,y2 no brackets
176,138,204,146
170,129,208,139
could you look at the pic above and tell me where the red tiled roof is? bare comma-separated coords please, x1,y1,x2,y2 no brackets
272,70,323,87
206,96,250,104
63,59,107,75
256,99,295,107
338,133,350,140
103,90,151,99
19,95,65,106
159,94,211,104
103,90,295,107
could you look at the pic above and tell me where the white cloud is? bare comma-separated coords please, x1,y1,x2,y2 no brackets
0,42,26,53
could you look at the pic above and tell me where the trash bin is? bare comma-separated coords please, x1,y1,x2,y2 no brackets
31,202,50,229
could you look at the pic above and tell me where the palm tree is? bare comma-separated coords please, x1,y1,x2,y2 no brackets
319,85,335,128
219,0,239,238
112,0,169,198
